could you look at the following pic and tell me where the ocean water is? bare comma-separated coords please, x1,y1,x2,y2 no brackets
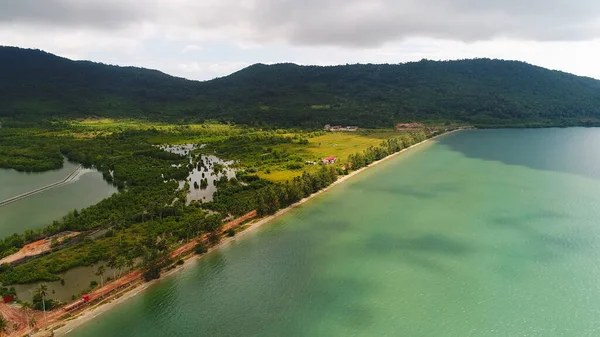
70,128,600,336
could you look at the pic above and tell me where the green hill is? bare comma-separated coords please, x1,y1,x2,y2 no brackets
2,46,600,127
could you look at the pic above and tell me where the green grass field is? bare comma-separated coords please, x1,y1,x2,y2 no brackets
257,130,400,182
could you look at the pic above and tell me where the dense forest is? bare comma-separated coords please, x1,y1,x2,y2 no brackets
3,46,600,127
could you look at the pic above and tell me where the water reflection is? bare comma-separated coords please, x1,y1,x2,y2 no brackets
438,128,600,181
11,264,121,303
160,144,236,203
0,161,117,237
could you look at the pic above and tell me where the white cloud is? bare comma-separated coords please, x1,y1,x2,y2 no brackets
181,44,203,54
3,0,600,46
2,0,600,80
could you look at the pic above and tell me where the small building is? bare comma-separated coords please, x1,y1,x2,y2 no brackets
396,122,424,130
305,161,317,165
322,156,337,164
325,125,358,132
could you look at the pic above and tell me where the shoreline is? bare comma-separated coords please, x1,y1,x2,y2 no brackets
48,128,463,336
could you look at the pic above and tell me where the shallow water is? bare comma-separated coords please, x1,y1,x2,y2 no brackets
161,144,236,203
12,264,121,303
179,155,236,204
0,161,117,237
71,129,600,336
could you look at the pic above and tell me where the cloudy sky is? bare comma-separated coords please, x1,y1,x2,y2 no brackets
1,0,600,80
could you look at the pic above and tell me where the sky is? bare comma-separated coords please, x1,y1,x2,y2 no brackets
1,0,600,81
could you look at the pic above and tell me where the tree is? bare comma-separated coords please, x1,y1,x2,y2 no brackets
116,255,127,277
0,314,6,336
107,258,117,279
194,242,207,255
36,284,48,320
95,265,106,286
21,302,35,330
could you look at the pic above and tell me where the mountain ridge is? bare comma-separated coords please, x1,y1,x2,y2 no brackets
2,46,600,127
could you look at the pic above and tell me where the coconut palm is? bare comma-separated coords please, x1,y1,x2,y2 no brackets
116,256,127,277
21,302,35,329
36,284,48,320
107,258,117,279
95,265,106,286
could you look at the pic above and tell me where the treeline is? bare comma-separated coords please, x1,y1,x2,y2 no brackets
347,131,428,169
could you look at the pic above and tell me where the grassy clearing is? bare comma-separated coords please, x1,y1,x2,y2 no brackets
255,130,401,182
305,131,398,159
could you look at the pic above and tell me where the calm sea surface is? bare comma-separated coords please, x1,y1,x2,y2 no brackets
0,161,117,237
71,129,600,336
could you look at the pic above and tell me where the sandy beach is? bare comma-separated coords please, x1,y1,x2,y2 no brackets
48,128,463,337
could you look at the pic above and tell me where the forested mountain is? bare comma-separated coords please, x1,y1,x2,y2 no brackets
2,46,600,127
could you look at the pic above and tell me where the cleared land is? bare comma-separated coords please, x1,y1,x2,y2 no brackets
257,130,407,181
0,232,80,265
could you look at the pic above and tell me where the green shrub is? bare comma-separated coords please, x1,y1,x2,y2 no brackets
194,242,207,255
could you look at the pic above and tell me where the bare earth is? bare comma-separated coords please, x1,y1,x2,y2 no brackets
0,232,80,265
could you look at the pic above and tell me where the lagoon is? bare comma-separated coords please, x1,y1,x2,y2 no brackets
0,161,117,237
70,128,600,336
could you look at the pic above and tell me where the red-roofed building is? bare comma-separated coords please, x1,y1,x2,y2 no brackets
322,156,337,164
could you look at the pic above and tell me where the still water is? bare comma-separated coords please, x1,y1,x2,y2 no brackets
71,129,600,336
0,160,117,237
161,144,236,203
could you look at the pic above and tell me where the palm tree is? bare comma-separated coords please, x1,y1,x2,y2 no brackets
116,256,127,278
21,302,35,329
95,265,106,286
107,258,117,280
36,284,48,320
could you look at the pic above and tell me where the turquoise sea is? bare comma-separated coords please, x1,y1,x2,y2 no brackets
70,129,600,336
